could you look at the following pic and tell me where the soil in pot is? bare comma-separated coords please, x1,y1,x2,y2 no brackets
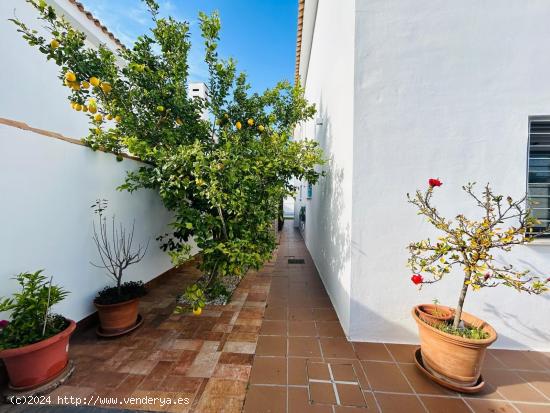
0,319,76,390
417,304,453,326
412,305,497,388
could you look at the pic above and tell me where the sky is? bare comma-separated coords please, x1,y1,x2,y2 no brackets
81,0,298,94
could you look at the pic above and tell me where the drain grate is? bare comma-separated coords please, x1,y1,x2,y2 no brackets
288,258,305,264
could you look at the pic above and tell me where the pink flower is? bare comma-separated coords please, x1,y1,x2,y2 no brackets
0,320,9,329
428,178,442,187
411,274,423,285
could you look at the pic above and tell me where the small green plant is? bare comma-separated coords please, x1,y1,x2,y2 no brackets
0,270,69,350
180,284,205,312
434,323,489,340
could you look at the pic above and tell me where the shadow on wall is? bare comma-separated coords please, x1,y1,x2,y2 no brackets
305,99,352,330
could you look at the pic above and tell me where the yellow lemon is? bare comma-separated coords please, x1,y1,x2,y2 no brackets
81,81,90,89
247,118,254,126
89,77,100,87
115,115,121,122
176,118,183,125
82,105,88,112
192,307,202,316
258,125,265,132
71,101,77,109
235,121,242,130
75,104,82,111
94,113,103,122
156,105,165,112
88,105,97,114
50,39,60,49
65,71,76,82
71,82,81,91
106,114,113,120
100,82,112,93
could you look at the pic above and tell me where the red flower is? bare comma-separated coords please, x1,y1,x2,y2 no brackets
411,274,423,285
0,320,8,329
428,178,442,187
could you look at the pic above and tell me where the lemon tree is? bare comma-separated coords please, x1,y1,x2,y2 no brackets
13,0,324,310
408,180,549,330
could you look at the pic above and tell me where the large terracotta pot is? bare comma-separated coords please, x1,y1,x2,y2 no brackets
412,306,497,387
95,298,139,333
0,319,75,390
417,304,454,326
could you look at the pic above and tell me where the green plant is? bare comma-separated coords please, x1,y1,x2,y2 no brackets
0,271,68,350
90,199,149,303
408,179,549,332
12,0,324,310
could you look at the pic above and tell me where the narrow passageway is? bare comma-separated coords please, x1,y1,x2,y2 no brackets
30,224,550,413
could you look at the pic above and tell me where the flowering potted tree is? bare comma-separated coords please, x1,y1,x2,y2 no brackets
407,179,549,390
0,271,74,390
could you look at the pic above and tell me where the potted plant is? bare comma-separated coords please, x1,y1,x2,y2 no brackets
91,200,148,336
407,179,549,390
0,270,74,390
416,299,454,326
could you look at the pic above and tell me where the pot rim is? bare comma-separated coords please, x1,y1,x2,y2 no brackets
412,305,497,345
417,303,454,317
94,297,139,308
0,319,76,359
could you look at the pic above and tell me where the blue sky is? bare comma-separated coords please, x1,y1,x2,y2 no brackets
81,0,298,94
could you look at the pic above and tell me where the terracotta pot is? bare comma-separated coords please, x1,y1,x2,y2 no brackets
0,319,75,390
95,298,139,333
417,304,454,325
412,306,497,387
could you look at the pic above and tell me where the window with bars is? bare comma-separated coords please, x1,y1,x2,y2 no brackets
528,117,550,236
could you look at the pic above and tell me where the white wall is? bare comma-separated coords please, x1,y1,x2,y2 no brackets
295,0,356,334
0,125,178,322
350,0,550,350
0,1,194,323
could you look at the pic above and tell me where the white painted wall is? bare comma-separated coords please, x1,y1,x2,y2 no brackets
0,1,196,323
0,125,178,322
300,0,550,350
350,0,550,350
294,0,355,334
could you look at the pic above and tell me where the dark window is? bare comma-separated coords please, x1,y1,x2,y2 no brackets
528,117,550,236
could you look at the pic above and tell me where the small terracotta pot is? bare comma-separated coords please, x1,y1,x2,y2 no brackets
95,298,139,334
0,319,75,390
412,306,497,387
417,304,454,325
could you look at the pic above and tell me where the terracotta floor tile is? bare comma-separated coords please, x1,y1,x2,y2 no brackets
525,352,550,371
313,308,339,321
354,342,393,362
260,320,287,336
320,338,356,359
328,359,371,390
118,359,158,375
289,321,317,336
465,398,517,413
289,307,315,321
223,340,257,354
316,321,345,337
218,352,254,365
256,336,287,356
159,375,203,393
421,396,471,412
243,385,286,413
492,350,546,371
374,393,425,413
362,361,413,393
513,403,550,412
194,395,243,413
337,383,367,406
385,343,417,363
483,351,507,369
202,377,247,398
289,357,322,385
399,363,456,396
289,337,321,357
185,351,221,378
309,381,337,404
264,305,287,320
308,361,331,380
331,363,357,382
227,331,259,342
288,386,333,413
484,369,548,402
516,371,550,397
250,356,287,384
212,363,251,382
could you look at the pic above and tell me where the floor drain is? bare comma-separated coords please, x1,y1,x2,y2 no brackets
288,258,305,264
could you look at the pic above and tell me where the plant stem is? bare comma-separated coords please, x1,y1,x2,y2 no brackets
453,272,470,329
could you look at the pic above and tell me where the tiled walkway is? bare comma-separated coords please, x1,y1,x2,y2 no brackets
4,225,549,412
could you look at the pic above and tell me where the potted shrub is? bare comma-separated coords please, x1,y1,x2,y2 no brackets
91,200,148,336
0,271,74,390
407,179,549,390
416,300,454,326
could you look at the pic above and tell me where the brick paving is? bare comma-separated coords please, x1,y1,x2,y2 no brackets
3,225,549,412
